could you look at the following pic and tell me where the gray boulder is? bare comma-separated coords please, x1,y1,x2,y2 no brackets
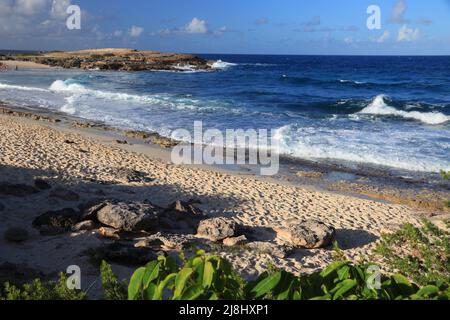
95,200,159,232
274,219,335,249
197,217,236,241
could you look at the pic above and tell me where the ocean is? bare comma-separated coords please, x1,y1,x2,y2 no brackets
0,55,449,174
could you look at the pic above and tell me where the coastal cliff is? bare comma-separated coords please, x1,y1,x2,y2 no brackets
0,48,213,72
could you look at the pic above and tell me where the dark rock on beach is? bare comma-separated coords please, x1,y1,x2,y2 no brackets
32,208,81,229
274,219,336,249
197,217,237,242
93,200,160,232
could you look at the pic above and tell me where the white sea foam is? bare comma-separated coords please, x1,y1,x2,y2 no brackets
339,79,365,84
359,94,450,125
48,79,236,114
0,82,48,92
210,60,237,69
273,124,449,173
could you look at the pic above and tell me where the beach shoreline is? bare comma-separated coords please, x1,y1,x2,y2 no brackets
1,101,448,214
1,101,448,296
0,60,54,70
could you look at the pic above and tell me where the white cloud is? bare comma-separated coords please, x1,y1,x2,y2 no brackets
15,0,49,16
397,24,419,42
51,0,72,19
390,0,408,24
129,25,144,37
377,30,390,43
113,30,123,37
184,17,208,34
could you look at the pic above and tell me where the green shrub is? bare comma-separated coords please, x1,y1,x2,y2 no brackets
127,251,245,300
126,250,449,300
0,273,87,300
2,223,449,300
374,220,450,286
100,261,127,300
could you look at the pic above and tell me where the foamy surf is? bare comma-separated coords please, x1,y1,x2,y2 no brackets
210,60,237,69
273,124,449,173
359,95,450,125
0,82,48,92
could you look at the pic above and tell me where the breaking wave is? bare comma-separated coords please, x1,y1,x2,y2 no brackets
359,95,450,125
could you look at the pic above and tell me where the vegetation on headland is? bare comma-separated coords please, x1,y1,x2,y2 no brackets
1,220,449,301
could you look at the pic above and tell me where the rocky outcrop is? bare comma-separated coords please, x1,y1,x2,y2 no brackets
197,217,237,241
93,200,160,232
9,49,214,72
32,208,81,229
274,219,336,249
223,235,247,247
246,242,294,258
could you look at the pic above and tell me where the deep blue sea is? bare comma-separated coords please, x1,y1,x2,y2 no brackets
0,55,449,173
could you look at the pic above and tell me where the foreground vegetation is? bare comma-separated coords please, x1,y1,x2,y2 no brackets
1,221,449,300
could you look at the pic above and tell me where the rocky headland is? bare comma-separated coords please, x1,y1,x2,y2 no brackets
0,48,214,72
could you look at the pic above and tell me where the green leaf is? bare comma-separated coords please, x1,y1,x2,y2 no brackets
181,285,204,300
332,279,358,300
391,274,414,296
251,272,282,298
415,285,440,298
173,268,194,299
337,265,350,281
142,261,160,289
202,261,214,289
320,261,348,278
128,267,145,300
144,283,157,300
154,273,177,300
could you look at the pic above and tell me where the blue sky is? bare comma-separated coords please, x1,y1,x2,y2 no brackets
1,0,450,54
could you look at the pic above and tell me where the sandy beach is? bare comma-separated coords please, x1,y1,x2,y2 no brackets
0,60,54,70
2,104,440,296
